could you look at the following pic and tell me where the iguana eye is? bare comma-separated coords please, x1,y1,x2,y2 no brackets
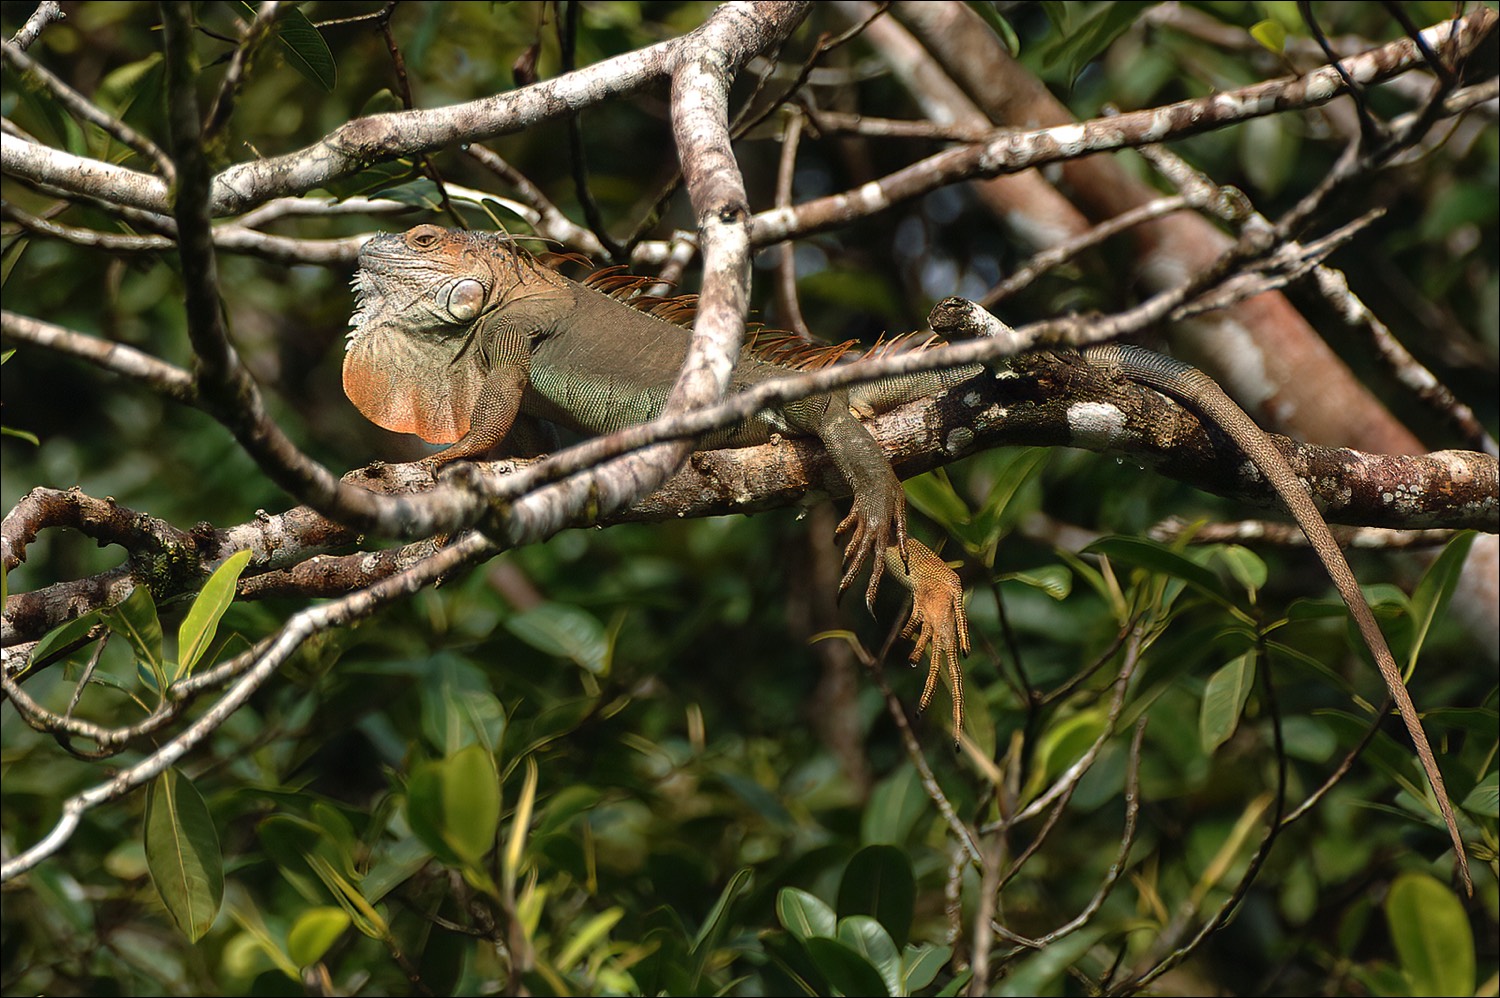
407,226,443,250
446,278,485,321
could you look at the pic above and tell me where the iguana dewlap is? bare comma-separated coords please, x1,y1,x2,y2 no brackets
344,225,979,736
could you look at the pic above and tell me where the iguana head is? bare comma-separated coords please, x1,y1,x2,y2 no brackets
343,225,556,445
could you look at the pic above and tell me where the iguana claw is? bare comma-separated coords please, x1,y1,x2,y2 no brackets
885,542,969,739
834,482,909,611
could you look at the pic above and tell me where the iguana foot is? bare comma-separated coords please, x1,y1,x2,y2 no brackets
835,486,909,611
884,542,970,740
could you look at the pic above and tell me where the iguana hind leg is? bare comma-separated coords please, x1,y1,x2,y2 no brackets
810,397,970,738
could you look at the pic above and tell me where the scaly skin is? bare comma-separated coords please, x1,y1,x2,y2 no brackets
345,225,979,737
1083,342,1471,892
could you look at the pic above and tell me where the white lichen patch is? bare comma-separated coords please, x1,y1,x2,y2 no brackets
1212,90,1275,117
1067,402,1126,449
945,427,975,454
1046,123,1088,156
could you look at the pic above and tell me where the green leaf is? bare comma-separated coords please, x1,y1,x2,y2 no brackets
259,814,348,904
760,930,829,997
0,237,27,286
1385,872,1475,997
804,936,890,997
903,470,972,534
420,655,507,755
861,764,929,846
837,916,902,997
1200,651,1257,754
322,158,421,200
304,852,389,940
1042,2,1151,85
1084,535,1233,607
995,927,1105,995
361,836,435,904
287,907,350,967
999,564,1072,601
502,755,538,897
29,611,102,669
690,867,753,988
902,944,952,993
407,743,501,867
370,177,448,211
176,548,252,680
965,1,1021,56
553,907,624,971
237,2,336,92
104,586,165,695
95,52,165,118
1405,532,1476,675
226,894,301,981
144,768,223,941
837,846,915,949
971,448,1050,542
777,887,837,940
1210,545,1267,599
408,744,501,870
1249,19,1287,53
1318,710,1428,805
1023,708,1109,804
1460,770,1498,819
506,602,611,676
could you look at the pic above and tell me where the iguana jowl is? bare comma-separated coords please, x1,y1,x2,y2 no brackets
344,224,978,734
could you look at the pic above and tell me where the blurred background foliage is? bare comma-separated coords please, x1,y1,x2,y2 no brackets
1,2,1496,995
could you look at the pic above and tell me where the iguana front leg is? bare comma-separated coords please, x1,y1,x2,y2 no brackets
813,396,971,736
427,364,529,467
426,314,537,467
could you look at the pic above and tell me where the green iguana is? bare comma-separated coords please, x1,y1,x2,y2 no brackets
343,226,1469,888
343,224,979,734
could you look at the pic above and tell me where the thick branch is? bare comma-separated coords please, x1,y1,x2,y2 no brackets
6,358,1492,650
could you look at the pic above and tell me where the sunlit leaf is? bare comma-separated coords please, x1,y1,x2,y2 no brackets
999,564,1072,600
837,916,902,997
176,548,252,679
407,743,502,867
1386,872,1475,997
1250,19,1287,53
777,887,836,941
287,907,350,967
